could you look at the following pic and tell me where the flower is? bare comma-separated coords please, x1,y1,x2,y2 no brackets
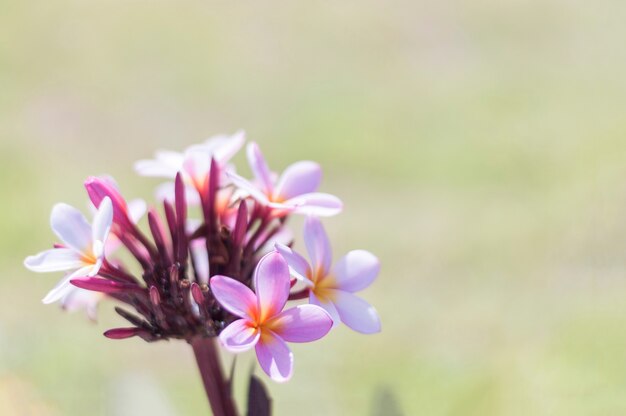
276,216,381,334
228,142,343,217
24,197,113,304
134,131,245,203
210,251,333,382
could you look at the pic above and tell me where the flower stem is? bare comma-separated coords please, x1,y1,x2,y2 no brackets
191,337,238,416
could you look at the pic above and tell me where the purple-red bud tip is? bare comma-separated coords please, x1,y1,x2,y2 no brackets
71,277,141,294
149,286,161,306
191,282,204,304
104,327,140,339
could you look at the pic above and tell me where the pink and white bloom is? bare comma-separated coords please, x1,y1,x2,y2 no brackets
211,252,332,382
24,197,114,305
228,142,343,217
134,131,245,203
276,217,381,334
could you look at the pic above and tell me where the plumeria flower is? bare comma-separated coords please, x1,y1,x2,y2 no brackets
57,195,147,320
228,142,343,217
211,251,332,382
276,217,381,334
135,131,245,204
24,197,114,305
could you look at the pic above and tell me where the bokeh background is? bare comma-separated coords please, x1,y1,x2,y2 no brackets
2,0,626,415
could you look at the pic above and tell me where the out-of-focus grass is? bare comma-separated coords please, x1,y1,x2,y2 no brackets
3,0,626,415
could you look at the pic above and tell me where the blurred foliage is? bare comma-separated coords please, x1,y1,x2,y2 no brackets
3,0,626,415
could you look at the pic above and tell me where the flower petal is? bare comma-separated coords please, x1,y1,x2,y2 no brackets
219,319,260,353
333,250,380,293
92,197,113,252
155,182,201,206
286,193,343,217
227,172,270,204
309,292,341,328
273,161,321,201
24,248,83,272
60,287,103,321
303,217,332,277
210,275,258,320
255,332,293,382
50,203,92,253
127,199,147,224
254,252,291,321
190,239,210,285
134,150,184,178
42,266,94,304
212,130,246,164
331,290,381,334
246,142,274,195
268,305,332,343
274,243,312,284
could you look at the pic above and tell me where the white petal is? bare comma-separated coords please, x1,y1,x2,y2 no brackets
127,199,147,224
91,197,113,250
24,248,83,273
134,150,184,178
42,266,94,304
50,203,92,253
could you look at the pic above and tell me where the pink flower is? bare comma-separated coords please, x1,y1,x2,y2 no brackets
210,252,332,382
228,142,343,217
24,197,113,305
276,217,381,334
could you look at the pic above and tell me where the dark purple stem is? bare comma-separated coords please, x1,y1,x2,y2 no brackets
191,337,238,416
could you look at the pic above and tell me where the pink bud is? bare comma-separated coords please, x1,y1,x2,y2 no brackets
85,176,131,228
71,277,142,294
191,282,204,305
103,327,141,339
149,286,161,306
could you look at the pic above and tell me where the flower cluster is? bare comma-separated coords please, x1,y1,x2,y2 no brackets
24,133,380,382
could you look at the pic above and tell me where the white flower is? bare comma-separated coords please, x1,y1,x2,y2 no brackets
24,197,113,304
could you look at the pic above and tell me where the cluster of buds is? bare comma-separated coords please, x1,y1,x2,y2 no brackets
24,132,381,386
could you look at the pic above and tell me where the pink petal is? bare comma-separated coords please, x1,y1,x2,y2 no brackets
212,130,246,164
210,275,258,320
50,203,92,253
246,142,274,195
24,248,83,273
303,217,332,277
254,252,291,320
333,250,380,293
286,193,343,217
273,161,321,201
331,290,381,334
255,332,293,382
268,305,332,343
274,243,312,283
219,319,260,353
227,172,270,204
84,176,130,227
309,292,341,328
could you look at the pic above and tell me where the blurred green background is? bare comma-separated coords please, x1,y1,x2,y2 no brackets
3,0,626,415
